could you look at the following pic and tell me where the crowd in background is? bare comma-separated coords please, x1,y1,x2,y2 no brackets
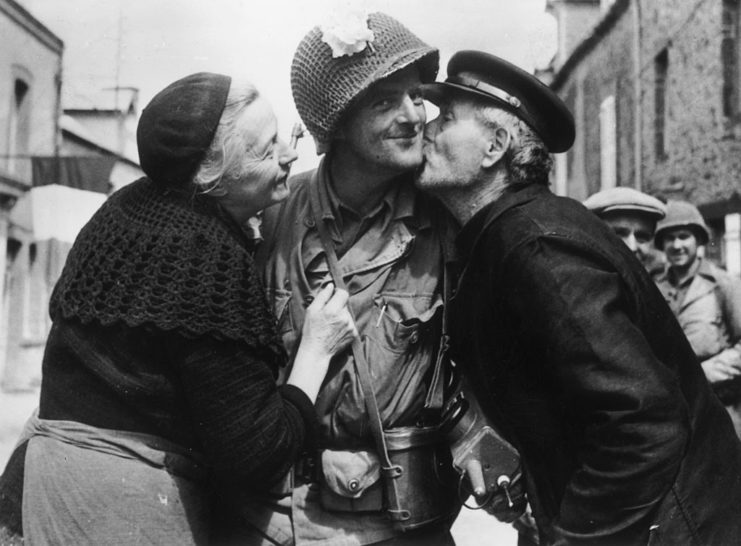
585,186,741,439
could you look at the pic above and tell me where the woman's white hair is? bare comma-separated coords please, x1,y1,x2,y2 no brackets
191,79,260,195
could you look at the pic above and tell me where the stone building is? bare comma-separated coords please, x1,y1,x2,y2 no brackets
0,0,142,391
545,0,741,274
0,0,62,390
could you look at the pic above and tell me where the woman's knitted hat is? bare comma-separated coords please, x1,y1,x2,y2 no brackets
137,72,231,187
291,12,439,154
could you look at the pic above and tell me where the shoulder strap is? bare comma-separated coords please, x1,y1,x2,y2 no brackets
422,210,456,417
306,176,399,478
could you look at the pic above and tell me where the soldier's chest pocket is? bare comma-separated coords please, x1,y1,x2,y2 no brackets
365,292,442,355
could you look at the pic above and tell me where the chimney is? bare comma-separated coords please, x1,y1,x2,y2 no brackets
546,0,602,69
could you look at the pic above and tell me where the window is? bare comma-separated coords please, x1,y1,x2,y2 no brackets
722,0,739,118
654,49,668,161
599,95,617,189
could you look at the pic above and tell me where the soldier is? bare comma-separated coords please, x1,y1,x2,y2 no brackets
654,200,741,438
242,13,497,546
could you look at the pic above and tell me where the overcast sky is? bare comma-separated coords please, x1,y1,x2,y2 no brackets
22,0,556,170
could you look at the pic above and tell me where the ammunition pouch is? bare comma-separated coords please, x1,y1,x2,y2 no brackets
318,449,383,512
318,426,459,532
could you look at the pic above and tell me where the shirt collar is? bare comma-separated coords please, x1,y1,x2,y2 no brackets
316,155,422,226
665,256,705,287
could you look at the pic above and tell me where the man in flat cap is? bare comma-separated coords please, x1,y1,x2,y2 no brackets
244,12,470,545
416,50,741,545
583,187,666,274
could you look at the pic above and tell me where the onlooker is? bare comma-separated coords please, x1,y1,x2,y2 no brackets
654,200,741,438
583,186,666,274
0,73,356,545
246,11,468,546
416,49,741,545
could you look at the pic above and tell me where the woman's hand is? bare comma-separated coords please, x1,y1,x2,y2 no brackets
300,283,357,357
287,284,357,402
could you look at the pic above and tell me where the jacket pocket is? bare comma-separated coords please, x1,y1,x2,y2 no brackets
366,293,442,354
361,294,443,426
318,449,383,512
330,293,443,438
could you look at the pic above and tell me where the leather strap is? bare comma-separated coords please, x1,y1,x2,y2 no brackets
307,177,398,476
423,223,454,416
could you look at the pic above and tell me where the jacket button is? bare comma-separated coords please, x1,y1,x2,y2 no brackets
409,331,420,345
347,479,360,492
304,217,315,228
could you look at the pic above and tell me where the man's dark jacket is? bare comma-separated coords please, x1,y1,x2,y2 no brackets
449,183,741,545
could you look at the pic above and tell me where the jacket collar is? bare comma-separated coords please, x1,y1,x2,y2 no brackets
315,155,425,230
456,183,549,262
656,257,715,286
655,258,718,312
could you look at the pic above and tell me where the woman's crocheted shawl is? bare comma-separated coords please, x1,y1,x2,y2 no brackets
50,177,284,362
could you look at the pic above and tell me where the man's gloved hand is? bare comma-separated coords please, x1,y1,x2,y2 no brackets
479,467,527,523
461,463,527,523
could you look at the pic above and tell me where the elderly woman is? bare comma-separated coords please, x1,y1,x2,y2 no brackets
0,72,356,545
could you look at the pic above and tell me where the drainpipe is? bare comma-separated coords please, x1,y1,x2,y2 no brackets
54,55,63,184
726,213,741,276
632,0,643,190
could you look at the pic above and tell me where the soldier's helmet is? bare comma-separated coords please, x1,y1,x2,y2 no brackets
654,200,710,247
291,12,439,154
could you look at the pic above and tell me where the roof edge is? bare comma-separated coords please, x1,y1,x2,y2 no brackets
61,127,140,169
550,0,630,90
1,0,64,53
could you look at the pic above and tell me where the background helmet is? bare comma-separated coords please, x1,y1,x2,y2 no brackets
654,200,711,247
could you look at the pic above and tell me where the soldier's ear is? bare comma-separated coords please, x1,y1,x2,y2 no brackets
481,127,510,169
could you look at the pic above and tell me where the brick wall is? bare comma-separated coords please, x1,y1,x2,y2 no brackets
554,0,741,208
640,0,738,206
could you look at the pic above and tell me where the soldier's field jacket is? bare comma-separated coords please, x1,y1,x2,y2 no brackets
655,258,741,405
259,160,447,449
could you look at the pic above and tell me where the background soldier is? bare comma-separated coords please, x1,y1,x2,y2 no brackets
654,200,741,438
